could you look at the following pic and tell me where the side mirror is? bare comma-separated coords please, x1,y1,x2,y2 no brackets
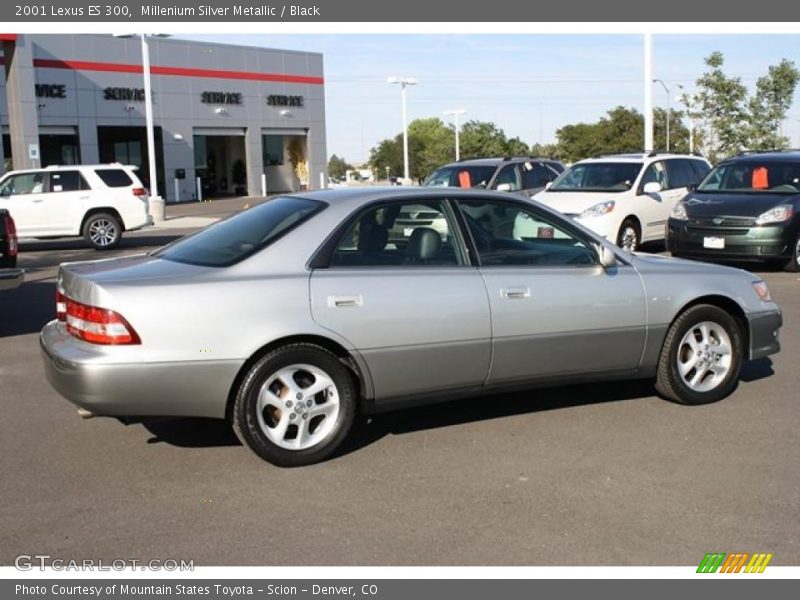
643,181,662,195
596,244,618,269
495,183,512,192
686,183,697,192
544,181,552,190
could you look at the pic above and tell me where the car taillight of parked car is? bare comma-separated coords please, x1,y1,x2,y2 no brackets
57,291,141,345
132,187,147,197
3,213,18,257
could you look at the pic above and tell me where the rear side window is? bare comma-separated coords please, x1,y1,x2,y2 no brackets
50,171,90,193
156,196,324,267
95,169,133,188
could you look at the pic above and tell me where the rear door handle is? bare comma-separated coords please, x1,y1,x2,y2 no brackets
328,294,363,308
501,287,530,299
32,198,44,203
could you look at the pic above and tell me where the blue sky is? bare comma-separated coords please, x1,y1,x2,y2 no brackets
183,34,800,163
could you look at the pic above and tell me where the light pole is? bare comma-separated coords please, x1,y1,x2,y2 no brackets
444,109,466,161
114,33,168,221
388,76,418,182
653,78,671,152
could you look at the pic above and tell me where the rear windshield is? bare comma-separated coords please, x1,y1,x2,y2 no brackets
696,161,800,194
95,169,133,187
423,165,498,188
549,162,642,192
155,196,324,267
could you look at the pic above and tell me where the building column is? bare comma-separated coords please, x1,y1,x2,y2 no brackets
3,35,40,171
245,126,264,197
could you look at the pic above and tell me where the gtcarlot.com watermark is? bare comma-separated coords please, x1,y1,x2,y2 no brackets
15,554,194,572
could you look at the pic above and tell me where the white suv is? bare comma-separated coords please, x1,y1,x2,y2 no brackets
514,153,711,251
0,164,151,250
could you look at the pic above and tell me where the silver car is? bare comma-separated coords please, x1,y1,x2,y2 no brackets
41,188,782,467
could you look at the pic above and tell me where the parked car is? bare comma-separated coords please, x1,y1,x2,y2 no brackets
41,188,781,467
0,209,23,291
423,157,565,197
523,153,711,251
667,150,800,271
0,164,152,250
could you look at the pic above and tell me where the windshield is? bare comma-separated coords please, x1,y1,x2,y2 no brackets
696,161,800,194
155,196,324,267
549,162,642,193
423,165,498,189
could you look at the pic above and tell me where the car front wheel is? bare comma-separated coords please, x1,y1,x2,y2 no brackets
83,213,122,250
232,343,357,467
786,232,800,272
655,304,743,405
616,219,640,252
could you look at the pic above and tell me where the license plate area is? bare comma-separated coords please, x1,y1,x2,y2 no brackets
703,236,725,249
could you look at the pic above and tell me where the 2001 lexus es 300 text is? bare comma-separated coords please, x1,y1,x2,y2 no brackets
40,188,782,466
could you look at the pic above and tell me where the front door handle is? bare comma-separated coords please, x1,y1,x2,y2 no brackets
32,198,44,203
501,287,530,299
328,294,363,308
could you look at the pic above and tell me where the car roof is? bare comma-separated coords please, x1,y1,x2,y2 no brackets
722,150,800,163
574,153,707,165
1,164,136,176
288,185,534,210
437,156,562,169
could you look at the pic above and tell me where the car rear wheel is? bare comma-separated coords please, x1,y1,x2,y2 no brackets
616,219,640,252
655,304,743,405
232,343,357,467
83,213,122,250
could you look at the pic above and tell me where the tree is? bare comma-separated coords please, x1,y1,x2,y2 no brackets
693,52,799,161
368,137,403,178
327,154,352,180
458,120,509,159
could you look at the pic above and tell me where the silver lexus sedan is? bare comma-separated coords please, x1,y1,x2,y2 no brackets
41,188,782,467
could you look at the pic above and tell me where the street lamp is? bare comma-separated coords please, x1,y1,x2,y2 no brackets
388,76,418,182
653,79,671,152
444,109,467,161
114,33,169,221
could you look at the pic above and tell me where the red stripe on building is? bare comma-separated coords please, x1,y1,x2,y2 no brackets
0,34,18,42
32,58,324,85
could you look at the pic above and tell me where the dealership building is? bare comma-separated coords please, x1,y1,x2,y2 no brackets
0,34,327,200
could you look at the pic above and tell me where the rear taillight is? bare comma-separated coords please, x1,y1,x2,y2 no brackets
3,213,17,257
60,295,141,345
56,289,66,321
132,187,147,197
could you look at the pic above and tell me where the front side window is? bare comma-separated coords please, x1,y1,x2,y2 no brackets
696,161,800,194
492,164,522,191
640,161,669,191
0,172,46,196
458,199,597,267
156,196,324,267
330,200,464,267
550,162,641,193
50,171,89,193
521,162,554,189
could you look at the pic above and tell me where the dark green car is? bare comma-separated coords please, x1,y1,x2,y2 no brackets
667,151,800,271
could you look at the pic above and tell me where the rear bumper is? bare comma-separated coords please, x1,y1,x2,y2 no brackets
40,320,239,419
0,268,24,291
747,309,782,360
667,220,793,260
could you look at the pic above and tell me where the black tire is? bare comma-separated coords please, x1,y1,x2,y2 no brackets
786,233,800,272
655,304,743,405
616,218,641,252
83,212,122,250
232,343,357,467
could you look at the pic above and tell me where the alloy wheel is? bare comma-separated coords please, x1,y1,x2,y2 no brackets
675,321,733,393
88,219,118,247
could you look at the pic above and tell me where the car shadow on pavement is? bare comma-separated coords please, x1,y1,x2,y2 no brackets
0,280,56,337
124,358,775,459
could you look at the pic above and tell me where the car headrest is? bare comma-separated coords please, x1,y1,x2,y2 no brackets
358,223,388,254
406,227,442,261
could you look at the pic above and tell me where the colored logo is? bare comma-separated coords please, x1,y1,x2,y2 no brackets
697,552,773,573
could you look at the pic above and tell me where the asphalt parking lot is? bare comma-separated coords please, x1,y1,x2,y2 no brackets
1,201,798,566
